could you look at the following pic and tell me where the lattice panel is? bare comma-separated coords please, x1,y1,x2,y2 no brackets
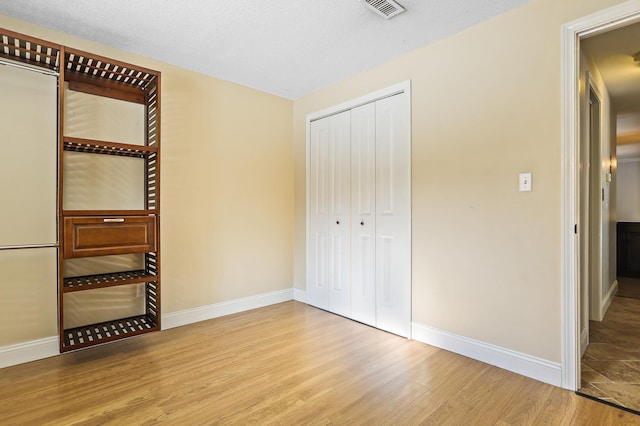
146,84,159,147
145,253,158,278
146,280,159,322
0,30,60,70
65,50,155,88
146,153,158,210
145,82,159,210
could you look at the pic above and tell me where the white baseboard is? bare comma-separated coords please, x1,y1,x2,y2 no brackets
0,288,295,369
412,322,562,387
0,336,59,369
162,288,294,330
601,279,618,316
293,288,307,303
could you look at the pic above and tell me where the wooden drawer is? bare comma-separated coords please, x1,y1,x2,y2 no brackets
63,216,156,258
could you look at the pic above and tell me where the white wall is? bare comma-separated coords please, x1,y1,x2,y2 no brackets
617,158,640,221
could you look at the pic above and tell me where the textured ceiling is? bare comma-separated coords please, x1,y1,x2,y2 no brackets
0,0,530,99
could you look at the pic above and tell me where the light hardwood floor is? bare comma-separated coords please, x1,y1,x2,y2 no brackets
1,301,638,425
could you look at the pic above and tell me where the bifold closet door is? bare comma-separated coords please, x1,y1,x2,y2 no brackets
350,94,411,337
350,102,377,327
308,111,351,316
374,94,411,337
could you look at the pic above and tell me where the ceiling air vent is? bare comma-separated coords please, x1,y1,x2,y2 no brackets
363,0,406,19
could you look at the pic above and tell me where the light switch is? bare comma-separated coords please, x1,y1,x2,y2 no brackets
519,173,532,192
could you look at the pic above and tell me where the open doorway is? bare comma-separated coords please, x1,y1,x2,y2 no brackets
576,19,640,412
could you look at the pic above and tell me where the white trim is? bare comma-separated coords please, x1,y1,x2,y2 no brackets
293,288,307,303
412,322,562,387
587,77,604,322
306,80,411,122
562,0,640,391
601,279,618,315
161,288,293,330
0,336,59,369
0,288,297,368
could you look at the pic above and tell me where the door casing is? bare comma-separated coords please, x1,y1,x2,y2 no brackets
561,1,640,391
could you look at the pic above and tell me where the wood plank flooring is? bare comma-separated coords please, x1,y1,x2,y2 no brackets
581,287,640,412
1,301,638,425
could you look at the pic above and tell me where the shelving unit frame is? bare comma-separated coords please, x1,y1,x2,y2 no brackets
0,28,161,353
58,45,161,352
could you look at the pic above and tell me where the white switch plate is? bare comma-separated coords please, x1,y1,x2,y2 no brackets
519,173,532,192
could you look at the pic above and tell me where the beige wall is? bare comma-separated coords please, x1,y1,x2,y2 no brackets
1,0,631,365
293,0,627,363
0,14,293,345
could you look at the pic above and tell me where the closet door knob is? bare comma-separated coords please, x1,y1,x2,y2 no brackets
360,221,364,226
336,220,340,225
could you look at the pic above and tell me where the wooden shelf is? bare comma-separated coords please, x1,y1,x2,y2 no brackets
62,315,158,351
63,270,156,292
63,137,157,158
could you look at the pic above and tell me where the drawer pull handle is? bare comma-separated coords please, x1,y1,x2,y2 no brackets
103,218,125,223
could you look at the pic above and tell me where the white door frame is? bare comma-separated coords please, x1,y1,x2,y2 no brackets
561,1,640,390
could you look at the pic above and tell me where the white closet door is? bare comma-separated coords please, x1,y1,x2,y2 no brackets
350,103,377,326
308,117,330,310
375,93,411,337
308,111,351,315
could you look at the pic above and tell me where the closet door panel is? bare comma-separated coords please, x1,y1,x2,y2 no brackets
375,94,411,337
327,112,351,317
350,103,376,326
308,118,331,310
0,248,57,345
0,66,57,247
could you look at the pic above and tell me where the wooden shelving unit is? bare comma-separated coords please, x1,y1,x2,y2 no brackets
58,45,161,352
0,28,161,353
